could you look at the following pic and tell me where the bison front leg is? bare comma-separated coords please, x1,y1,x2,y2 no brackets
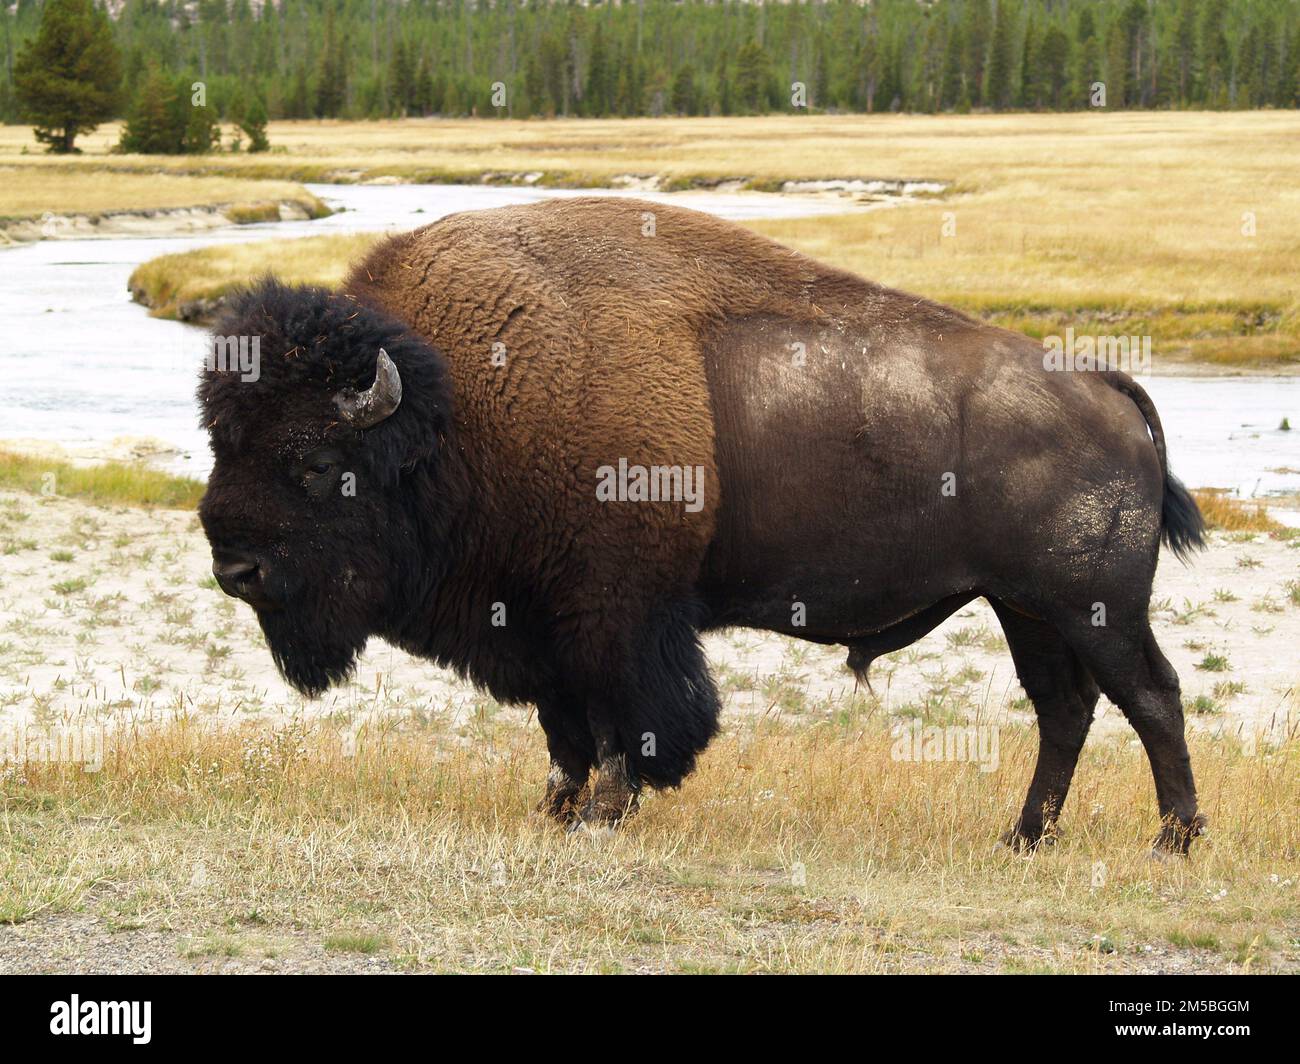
535,695,594,825
565,601,721,832
572,705,641,831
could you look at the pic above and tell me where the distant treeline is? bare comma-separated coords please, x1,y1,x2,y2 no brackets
2,0,1298,124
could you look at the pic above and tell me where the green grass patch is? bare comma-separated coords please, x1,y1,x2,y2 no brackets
323,931,391,954
0,450,204,509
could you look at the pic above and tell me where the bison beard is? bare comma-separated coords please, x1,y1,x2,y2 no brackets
257,597,370,699
198,197,1208,853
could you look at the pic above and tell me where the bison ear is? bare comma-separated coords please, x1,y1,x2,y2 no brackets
334,349,402,428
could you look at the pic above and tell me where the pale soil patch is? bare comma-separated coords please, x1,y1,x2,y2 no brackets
0,912,402,975
0,489,1294,741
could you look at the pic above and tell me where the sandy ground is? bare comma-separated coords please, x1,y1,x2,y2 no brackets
1,489,1296,745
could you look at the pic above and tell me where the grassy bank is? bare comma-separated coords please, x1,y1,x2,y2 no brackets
1192,489,1288,534
0,451,204,511
0,167,328,236
3,712,1296,973
128,233,379,320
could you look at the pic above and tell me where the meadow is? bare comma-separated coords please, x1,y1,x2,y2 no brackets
4,708,1296,974
0,166,326,236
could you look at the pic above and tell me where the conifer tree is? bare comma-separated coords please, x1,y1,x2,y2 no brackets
14,0,121,153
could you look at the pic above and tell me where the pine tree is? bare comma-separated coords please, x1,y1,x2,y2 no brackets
118,65,182,154
1105,20,1130,106
961,0,992,105
1198,0,1230,107
14,0,121,153
671,64,695,116
182,84,220,153
1019,15,1042,109
985,0,1016,110
585,23,611,116
287,63,311,120
1174,0,1197,102
1039,24,1071,110
735,41,768,114
315,8,347,118
240,92,270,152
1074,7,1103,108
391,39,415,117
715,52,734,116
414,58,435,117
939,25,964,110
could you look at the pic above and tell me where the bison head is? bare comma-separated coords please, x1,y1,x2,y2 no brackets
197,279,454,696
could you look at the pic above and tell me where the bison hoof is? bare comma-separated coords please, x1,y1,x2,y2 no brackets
1151,813,1207,858
567,794,639,834
997,824,1057,854
566,820,618,842
535,792,584,826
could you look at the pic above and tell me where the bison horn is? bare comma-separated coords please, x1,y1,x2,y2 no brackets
334,349,402,428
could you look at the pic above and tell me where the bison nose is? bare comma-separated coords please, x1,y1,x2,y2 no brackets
212,551,264,603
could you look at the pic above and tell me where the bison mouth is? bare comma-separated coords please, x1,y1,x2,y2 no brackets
255,603,369,698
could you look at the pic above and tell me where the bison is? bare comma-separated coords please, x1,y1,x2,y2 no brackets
199,197,1206,853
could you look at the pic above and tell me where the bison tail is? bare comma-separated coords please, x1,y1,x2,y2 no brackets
1160,473,1207,563
619,600,721,790
1106,372,1207,563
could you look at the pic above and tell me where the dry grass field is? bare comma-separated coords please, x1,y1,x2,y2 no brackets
48,112,1294,365
3,710,1296,974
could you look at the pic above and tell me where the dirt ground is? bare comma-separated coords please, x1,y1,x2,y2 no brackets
0,907,1241,976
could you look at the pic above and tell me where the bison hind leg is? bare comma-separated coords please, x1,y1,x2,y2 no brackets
990,600,1099,852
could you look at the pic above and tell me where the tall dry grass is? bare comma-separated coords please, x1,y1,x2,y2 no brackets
4,711,1296,972
1191,489,1287,533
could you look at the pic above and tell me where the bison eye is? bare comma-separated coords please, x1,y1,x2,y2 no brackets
300,450,343,489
